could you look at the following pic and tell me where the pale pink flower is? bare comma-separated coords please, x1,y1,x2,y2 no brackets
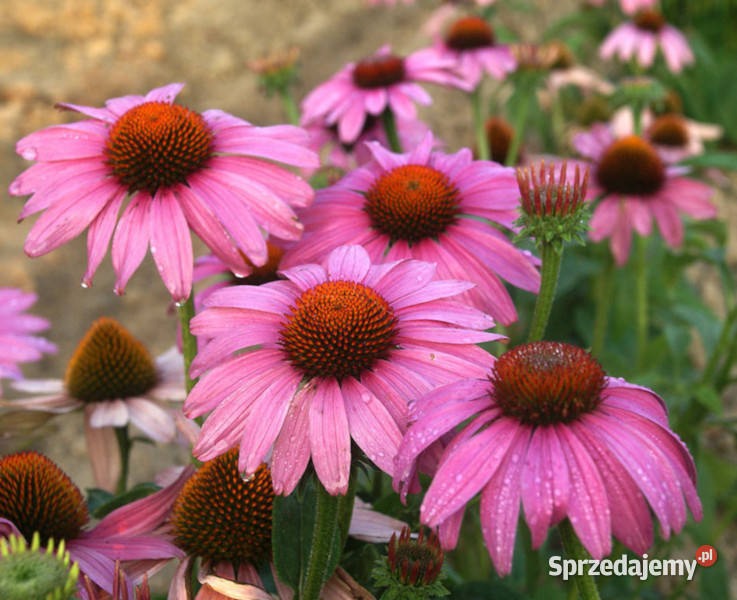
0,288,56,393
573,123,715,265
186,245,499,495
423,15,516,89
10,83,318,302
0,451,192,599
301,45,469,145
610,107,722,163
599,10,694,73
395,342,702,575
3,318,185,491
620,0,658,14
282,133,540,325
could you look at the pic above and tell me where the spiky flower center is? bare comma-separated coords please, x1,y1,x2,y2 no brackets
648,114,689,147
387,527,444,587
596,135,665,196
171,450,274,565
484,117,514,165
491,342,606,425
280,280,398,380
365,165,460,243
517,160,589,217
634,9,665,32
0,452,89,543
446,17,494,50
352,55,406,89
64,318,158,404
0,534,77,600
105,101,214,194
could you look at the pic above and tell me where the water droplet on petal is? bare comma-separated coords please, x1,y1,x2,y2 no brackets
21,147,38,160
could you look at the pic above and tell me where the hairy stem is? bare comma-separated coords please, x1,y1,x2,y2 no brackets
527,242,563,342
114,426,131,495
591,255,614,357
177,294,198,394
381,108,402,153
558,519,601,600
471,87,490,160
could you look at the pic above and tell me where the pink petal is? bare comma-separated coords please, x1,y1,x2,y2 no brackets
650,197,683,248
112,193,152,296
272,383,313,496
341,377,403,476
89,399,129,428
83,189,126,287
480,425,531,575
84,406,120,492
309,379,351,495
149,190,193,302
421,417,520,527
126,397,176,442
557,426,611,559
326,245,371,282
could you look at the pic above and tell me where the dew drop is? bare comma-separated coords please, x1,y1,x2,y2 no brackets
21,147,38,160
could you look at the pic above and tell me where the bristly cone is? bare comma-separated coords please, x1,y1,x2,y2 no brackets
515,160,591,253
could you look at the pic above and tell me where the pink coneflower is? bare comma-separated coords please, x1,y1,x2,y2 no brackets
9,83,318,302
301,45,469,145
424,16,516,89
282,133,540,325
573,123,714,265
3,318,185,491
186,244,499,495
0,451,191,598
395,342,702,575
599,10,693,73
610,107,722,163
0,288,56,393
166,447,403,599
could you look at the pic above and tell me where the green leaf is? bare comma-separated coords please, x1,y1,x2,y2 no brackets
680,152,737,171
89,482,160,519
693,384,723,415
86,488,114,515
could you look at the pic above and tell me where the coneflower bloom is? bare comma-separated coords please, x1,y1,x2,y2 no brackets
394,342,702,575
3,318,185,491
424,16,516,89
573,123,715,266
599,10,693,73
610,107,722,163
0,288,56,394
0,451,190,598
186,244,499,495
300,45,469,145
282,134,540,325
9,83,318,302
166,448,405,599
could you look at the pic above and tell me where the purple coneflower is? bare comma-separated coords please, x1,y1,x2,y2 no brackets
0,288,56,393
186,244,499,495
599,10,693,73
10,83,318,302
395,342,702,575
282,133,540,325
301,45,469,145
4,318,185,491
573,124,715,265
0,451,190,598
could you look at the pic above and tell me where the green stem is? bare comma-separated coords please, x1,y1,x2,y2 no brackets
381,108,402,153
702,302,737,387
632,102,644,136
300,476,356,600
558,520,601,600
591,255,614,357
114,426,131,494
177,294,198,394
505,85,532,167
471,87,489,161
634,235,648,370
527,242,563,343
715,329,737,391
280,89,300,126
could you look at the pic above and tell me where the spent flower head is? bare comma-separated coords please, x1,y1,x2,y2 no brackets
515,160,591,252
247,47,301,97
